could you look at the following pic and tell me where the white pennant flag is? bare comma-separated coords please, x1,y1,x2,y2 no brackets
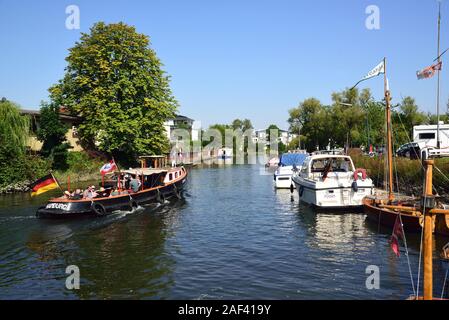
351,60,385,89
363,60,385,80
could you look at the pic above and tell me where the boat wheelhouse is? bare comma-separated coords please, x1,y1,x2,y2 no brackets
292,154,374,208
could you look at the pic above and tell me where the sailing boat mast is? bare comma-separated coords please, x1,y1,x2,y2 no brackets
384,57,394,201
436,1,441,149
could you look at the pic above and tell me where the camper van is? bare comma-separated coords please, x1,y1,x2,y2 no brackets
413,122,449,149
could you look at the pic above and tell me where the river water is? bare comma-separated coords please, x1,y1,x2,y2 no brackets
0,165,448,299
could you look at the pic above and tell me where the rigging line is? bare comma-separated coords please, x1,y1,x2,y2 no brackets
398,212,417,296
392,132,416,296
441,265,449,299
435,165,449,184
395,112,438,194
415,186,428,299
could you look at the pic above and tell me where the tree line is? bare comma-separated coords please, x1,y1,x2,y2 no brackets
287,88,449,152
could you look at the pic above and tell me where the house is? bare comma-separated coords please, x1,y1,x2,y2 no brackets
20,108,83,152
164,114,200,142
252,128,297,146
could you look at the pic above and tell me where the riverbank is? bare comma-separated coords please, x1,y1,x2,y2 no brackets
352,154,449,197
0,151,103,194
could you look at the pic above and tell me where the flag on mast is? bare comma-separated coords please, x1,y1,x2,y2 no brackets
351,60,385,89
30,173,60,196
416,61,442,80
390,215,404,257
362,60,385,81
100,159,117,175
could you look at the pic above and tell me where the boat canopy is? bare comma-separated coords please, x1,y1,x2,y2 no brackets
120,168,168,176
279,153,307,167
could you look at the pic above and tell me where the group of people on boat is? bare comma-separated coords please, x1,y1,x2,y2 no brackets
60,173,144,200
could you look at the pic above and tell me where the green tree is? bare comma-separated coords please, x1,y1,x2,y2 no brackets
392,96,426,145
0,98,29,156
36,102,71,170
330,88,367,148
0,99,35,188
49,22,177,166
288,98,329,152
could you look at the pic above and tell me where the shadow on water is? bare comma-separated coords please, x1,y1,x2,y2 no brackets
0,191,188,299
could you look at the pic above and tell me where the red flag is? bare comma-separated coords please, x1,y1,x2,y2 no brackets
417,61,442,80
390,215,404,257
100,160,117,175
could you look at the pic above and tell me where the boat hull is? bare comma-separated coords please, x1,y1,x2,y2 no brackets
363,197,423,233
36,172,187,219
292,176,374,208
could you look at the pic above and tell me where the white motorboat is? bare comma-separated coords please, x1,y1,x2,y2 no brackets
274,153,307,189
292,154,374,208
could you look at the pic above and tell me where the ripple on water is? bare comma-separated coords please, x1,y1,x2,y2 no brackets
0,165,447,299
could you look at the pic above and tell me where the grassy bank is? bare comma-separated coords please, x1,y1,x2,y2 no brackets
351,153,449,196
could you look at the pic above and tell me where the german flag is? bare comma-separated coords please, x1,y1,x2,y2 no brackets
30,173,59,196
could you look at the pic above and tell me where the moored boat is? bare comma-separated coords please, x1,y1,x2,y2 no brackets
274,153,307,189
292,154,374,208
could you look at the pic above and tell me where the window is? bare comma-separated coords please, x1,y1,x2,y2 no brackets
419,133,435,140
169,173,173,180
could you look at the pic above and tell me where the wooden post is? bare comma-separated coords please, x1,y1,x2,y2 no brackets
423,159,434,300
384,58,394,202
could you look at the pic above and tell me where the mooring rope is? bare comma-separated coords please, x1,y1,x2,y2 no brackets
398,212,416,296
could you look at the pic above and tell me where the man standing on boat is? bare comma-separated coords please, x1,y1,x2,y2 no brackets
129,175,142,193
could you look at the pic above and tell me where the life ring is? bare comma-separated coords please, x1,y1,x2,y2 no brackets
92,202,107,216
298,186,304,197
353,168,367,181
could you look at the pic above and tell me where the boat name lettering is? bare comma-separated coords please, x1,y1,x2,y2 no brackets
46,203,70,210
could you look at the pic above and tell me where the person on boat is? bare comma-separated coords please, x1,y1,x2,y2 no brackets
129,175,141,193
110,188,119,197
83,186,98,199
71,189,83,200
96,187,108,198
62,191,71,199
123,174,131,190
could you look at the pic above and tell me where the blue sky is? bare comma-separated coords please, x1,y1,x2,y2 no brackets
1,0,448,129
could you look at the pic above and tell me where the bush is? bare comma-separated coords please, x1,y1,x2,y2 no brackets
0,151,51,188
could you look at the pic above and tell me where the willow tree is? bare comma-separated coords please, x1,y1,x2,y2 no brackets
49,22,177,165
0,99,29,156
0,99,30,187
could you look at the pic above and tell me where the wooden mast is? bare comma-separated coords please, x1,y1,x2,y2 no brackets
423,159,434,300
384,57,394,202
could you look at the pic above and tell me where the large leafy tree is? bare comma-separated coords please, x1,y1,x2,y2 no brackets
288,98,330,151
36,102,71,170
49,22,177,165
